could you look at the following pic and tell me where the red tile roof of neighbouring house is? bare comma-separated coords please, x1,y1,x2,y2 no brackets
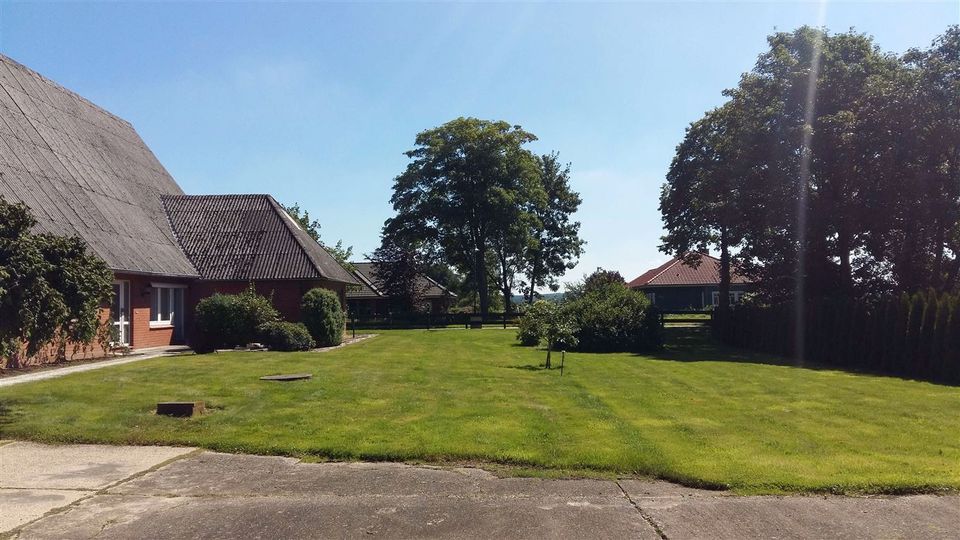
627,254,751,288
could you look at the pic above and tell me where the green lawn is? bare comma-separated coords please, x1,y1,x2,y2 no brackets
1,328,958,494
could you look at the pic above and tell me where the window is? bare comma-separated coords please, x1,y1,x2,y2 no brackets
645,292,656,305
712,291,745,307
151,286,184,327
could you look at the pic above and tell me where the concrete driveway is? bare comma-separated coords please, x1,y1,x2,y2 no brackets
1,441,957,539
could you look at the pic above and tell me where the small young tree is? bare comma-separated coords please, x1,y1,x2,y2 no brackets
0,198,113,366
521,300,578,369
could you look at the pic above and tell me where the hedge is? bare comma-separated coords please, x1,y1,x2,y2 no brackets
717,290,960,383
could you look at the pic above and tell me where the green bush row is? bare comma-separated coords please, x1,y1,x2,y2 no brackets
192,285,345,353
718,290,960,383
517,280,662,353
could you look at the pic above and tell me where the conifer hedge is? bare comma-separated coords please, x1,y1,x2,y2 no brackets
717,290,960,383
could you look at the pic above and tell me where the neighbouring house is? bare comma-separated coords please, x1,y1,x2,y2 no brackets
627,254,753,311
0,53,356,358
346,262,457,317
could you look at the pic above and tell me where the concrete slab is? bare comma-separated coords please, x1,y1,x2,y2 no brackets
626,490,960,540
18,493,658,540
0,441,194,490
7,446,960,539
0,488,90,534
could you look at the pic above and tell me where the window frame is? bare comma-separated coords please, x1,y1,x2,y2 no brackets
150,284,185,328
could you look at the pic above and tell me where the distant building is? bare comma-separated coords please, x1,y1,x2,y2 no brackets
627,254,753,310
347,262,457,316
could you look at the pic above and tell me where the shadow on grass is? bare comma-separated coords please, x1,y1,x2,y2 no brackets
652,327,960,387
503,364,550,372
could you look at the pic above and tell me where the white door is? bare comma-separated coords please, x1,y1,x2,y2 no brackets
111,281,131,346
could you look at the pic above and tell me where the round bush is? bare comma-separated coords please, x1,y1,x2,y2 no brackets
193,288,279,353
517,301,550,346
301,288,346,347
565,283,661,353
258,321,315,351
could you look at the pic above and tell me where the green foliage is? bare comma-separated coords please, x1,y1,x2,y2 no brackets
661,26,960,301
515,300,579,367
383,118,573,314
257,321,314,352
0,198,113,366
193,286,280,353
720,291,960,383
519,152,584,305
301,288,345,347
283,202,354,271
370,239,429,313
564,273,661,353
516,301,548,346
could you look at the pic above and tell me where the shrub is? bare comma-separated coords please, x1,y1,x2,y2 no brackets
258,321,314,351
301,288,345,347
193,286,280,353
564,280,661,353
517,301,550,346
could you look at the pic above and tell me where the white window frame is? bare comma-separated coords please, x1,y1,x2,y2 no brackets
712,291,745,307
150,283,186,328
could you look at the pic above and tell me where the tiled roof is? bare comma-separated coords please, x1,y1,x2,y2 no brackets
162,194,358,284
627,254,751,288
347,262,456,300
0,54,199,277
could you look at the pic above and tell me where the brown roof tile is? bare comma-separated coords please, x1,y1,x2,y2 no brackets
628,254,751,288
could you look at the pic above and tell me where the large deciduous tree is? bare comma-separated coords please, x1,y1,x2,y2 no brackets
521,153,584,304
662,25,960,304
383,117,542,316
0,198,113,367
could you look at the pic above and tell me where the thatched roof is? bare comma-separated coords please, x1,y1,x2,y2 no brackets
347,262,455,300
162,194,358,284
0,54,357,285
0,54,199,277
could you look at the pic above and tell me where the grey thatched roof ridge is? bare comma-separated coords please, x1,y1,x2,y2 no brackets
0,53,200,277
347,262,456,300
161,194,358,284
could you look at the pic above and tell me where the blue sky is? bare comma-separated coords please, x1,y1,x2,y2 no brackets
1,2,956,285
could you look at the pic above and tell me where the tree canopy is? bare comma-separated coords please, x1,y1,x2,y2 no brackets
661,25,960,303
284,203,354,270
383,117,583,315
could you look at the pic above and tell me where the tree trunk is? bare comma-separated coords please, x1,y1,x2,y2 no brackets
475,249,489,317
717,227,731,326
545,340,552,369
526,255,541,305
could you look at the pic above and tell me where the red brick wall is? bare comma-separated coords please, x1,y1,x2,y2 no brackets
114,273,193,350
189,279,347,323
2,274,347,367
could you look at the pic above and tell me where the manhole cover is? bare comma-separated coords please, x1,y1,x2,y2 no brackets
259,373,313,381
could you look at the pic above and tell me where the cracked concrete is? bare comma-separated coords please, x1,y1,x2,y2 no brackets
3,443,958,539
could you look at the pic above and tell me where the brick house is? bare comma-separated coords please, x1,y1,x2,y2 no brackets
346,262,456,317
627,254,753,311
0,54,356,357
